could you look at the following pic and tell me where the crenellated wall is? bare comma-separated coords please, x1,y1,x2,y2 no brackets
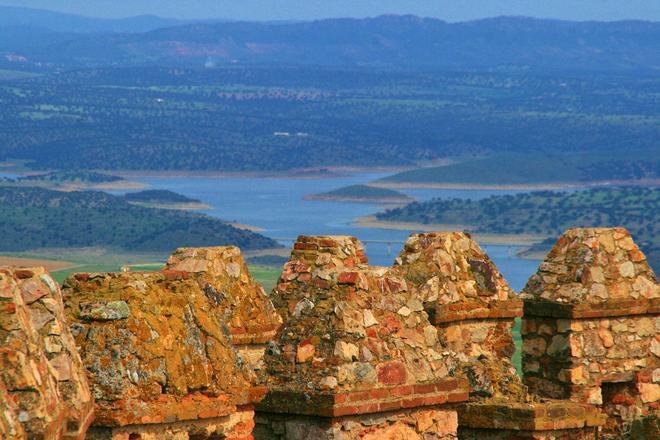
0,227,657,439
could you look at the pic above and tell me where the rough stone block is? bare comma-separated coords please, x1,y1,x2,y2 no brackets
62,270,261,434
165,246,282,370
0,267,94,439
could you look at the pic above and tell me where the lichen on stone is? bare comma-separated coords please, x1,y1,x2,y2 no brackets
62,269,259,428
165,246,282,345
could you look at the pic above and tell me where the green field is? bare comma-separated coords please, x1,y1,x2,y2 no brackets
512,318,522,375
0,69,40,81
51,263,282,291
248,265,282,292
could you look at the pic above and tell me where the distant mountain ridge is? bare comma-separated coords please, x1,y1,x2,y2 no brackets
0,6,193,33
2,11,660,72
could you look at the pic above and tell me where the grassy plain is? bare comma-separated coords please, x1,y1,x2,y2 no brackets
49,261,282,289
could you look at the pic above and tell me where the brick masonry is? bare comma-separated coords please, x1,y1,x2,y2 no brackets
458,400,605,439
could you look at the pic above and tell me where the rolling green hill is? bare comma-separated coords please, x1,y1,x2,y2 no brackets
378,153,660,186
0,187,279,253
376,187,659,271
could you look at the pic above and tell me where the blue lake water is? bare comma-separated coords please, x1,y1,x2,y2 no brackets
130,173,541,290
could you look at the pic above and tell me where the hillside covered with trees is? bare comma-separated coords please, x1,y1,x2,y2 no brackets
0,187,279,253
3,14,660,71
379,153,659,186
376,187,659,270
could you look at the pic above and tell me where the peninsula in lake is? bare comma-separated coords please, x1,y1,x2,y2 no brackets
371,186,659,271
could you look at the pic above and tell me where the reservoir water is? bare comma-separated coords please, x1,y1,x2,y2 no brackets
130,172,541,290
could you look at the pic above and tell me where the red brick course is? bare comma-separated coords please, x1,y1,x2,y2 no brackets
258,378,468,417
524,297,660,319
458,400,605,431
431,299,523,324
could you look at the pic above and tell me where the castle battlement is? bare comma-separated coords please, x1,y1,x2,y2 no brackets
0,228,657,439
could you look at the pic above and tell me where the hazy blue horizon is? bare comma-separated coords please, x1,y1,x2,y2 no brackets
1,0,660,22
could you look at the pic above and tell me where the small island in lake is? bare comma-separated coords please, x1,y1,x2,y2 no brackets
307,184,413,203
123,189,210,210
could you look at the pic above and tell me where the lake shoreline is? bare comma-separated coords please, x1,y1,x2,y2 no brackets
227,222,266,233
5,164,656,191
127,201,212,211
0,180,147,191
0,255,76,272
106,165,407,180
371,179,660,191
